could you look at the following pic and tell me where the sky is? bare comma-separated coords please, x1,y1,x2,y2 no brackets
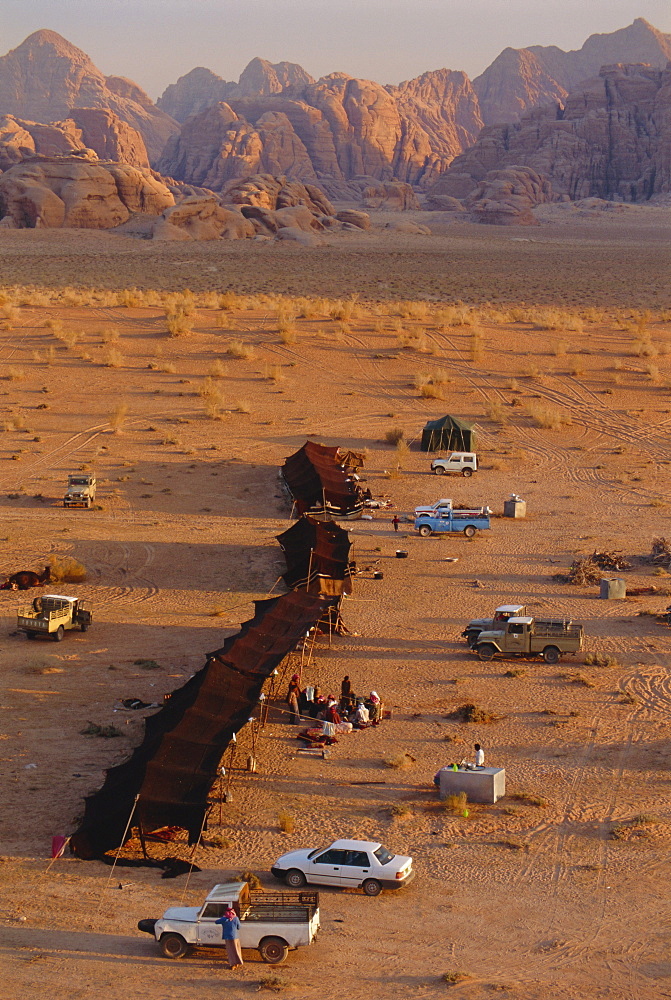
1,0,670,99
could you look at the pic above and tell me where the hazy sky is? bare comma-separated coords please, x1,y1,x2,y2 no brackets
1,0,669,99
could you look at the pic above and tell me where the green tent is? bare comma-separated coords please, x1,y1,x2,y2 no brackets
421,414,476,452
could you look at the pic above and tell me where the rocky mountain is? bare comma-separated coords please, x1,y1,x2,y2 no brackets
474,17,671,124
0,30,178,161
0,110,149,171
157,58,314,123
157,68,483,193
430,63,671,204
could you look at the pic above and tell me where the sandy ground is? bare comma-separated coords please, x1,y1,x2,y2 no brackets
0,204,669,308
1,216,671,998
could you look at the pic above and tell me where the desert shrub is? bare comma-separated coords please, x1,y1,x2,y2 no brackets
235,399,251,413
584,653,621,668
486,400,508,424
234,869,262,890
510,792,547,807
329,296,358,321
258,975,294,992
420,382,442,398
441,971,471,985
564,672,596,688
442,791,468,815
384,427,405,445
5,367,25,380
226,339,255,360
384,753,415,769
109,402,128,433
389,802,413,818
80,722,122,738
526,404,572,430
448,703,500,724
103,347,124,368
278,810,295,834
134,658,162,670
48,554,87,583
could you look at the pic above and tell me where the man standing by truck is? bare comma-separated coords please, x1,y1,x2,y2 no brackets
215,907,244,970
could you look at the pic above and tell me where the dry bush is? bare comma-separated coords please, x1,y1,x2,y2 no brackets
98,326,120,344
486,400,508,425
235,399,251,413
199,378,225,419
552,340,569,356
277,308,298,343
234,870,262,890
5,367,25,381
226,339,255,360
420,382,442,399
510,792,547,807
436,304,474,328
526,403,572,430
258,975,294,992
442,791,468,815
448,703,500,724
209,359,226,378
470,329,484,362
395,439,410,465
278,810,295,834
645,363,661,383
564,672,596,688
103,347,124,368
584,653,622,668
109,402,128,433
389,802,413,818
263,363,285,382
528,307,584,333
166,312,193,337
329,296,359,321
48,554,87,583
384,753,415,769
398,331,430,352
397,300,432,321
384,427,405,445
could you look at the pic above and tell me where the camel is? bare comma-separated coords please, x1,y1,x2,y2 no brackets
0,565,52,590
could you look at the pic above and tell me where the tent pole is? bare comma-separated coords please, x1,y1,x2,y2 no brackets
180,806,211,904
97,794,140,912
138,820,148,860
306,547,314,595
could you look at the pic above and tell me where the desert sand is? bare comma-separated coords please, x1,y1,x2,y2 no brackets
1,210,671,999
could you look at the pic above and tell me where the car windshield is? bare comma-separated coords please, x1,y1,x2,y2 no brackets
373,846,394,865
70,478,88,485
307,847,325,860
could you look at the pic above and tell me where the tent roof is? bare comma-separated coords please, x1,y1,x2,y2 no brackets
423,414,474,432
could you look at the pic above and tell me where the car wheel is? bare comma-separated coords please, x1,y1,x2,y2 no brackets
362,878,382,897
434,466,445,475
54,625,65,642
463,525,476,538
80,623,89,632
465,630,480,647
159,933,190,959
26,632,36,639
543,646,560,664
462,468,473,477
477,643,497,662
419,525,432,537
259,936,289,964
285,868,307,888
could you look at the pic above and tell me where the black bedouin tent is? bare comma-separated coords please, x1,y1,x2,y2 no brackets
277,516,353,596
421,415,476,452
281,441,365,520
70,591,327,859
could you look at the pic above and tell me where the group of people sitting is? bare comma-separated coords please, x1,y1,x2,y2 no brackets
286,673,382,731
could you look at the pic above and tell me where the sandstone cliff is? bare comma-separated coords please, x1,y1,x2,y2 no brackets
0,110,149,171
158,68,483,193
430,63,671,203
0,30,178,161
474,17,671,124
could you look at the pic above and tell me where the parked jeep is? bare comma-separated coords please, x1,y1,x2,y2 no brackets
64,474,96,508
431,452,477,477
473,616,583,664
17,594,92,641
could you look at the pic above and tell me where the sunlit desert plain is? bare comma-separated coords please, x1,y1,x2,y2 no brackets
1,207,671,999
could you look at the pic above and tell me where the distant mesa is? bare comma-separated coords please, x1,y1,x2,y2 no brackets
429,62,671,207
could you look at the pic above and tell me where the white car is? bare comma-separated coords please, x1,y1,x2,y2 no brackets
271,838,414,896
431,452,477,477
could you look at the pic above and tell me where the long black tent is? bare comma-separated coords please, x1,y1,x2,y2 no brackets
421,414,476,452
281,441,364,519
71,591,327,858
277,516,353,596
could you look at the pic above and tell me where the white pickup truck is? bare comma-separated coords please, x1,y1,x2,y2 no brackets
138,881,320,964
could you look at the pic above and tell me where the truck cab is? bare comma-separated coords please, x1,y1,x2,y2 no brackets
64,474,96,508
431,452,478,477
462,604,527,646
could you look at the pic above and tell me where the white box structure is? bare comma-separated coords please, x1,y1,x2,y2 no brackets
439,766,506,804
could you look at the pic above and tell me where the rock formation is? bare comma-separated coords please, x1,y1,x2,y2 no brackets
0,110,149,171
430,63,671,204
157,58,315,122
0,30,178,161
465,167,555,225
0,156,174,228
158,68,483,194
222,174,334,215
473,17,671,124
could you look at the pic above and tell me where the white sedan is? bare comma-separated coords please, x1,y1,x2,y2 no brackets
271,838,414,896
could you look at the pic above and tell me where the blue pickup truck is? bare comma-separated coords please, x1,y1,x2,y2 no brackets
414,510,490,537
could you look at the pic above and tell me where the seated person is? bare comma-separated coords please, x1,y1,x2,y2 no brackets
353,699,370,726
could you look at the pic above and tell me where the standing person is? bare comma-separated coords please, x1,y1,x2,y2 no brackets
474,743,485,768
392,514,400,532
215,906,243,970
340,675,352,702
286,674,301,725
